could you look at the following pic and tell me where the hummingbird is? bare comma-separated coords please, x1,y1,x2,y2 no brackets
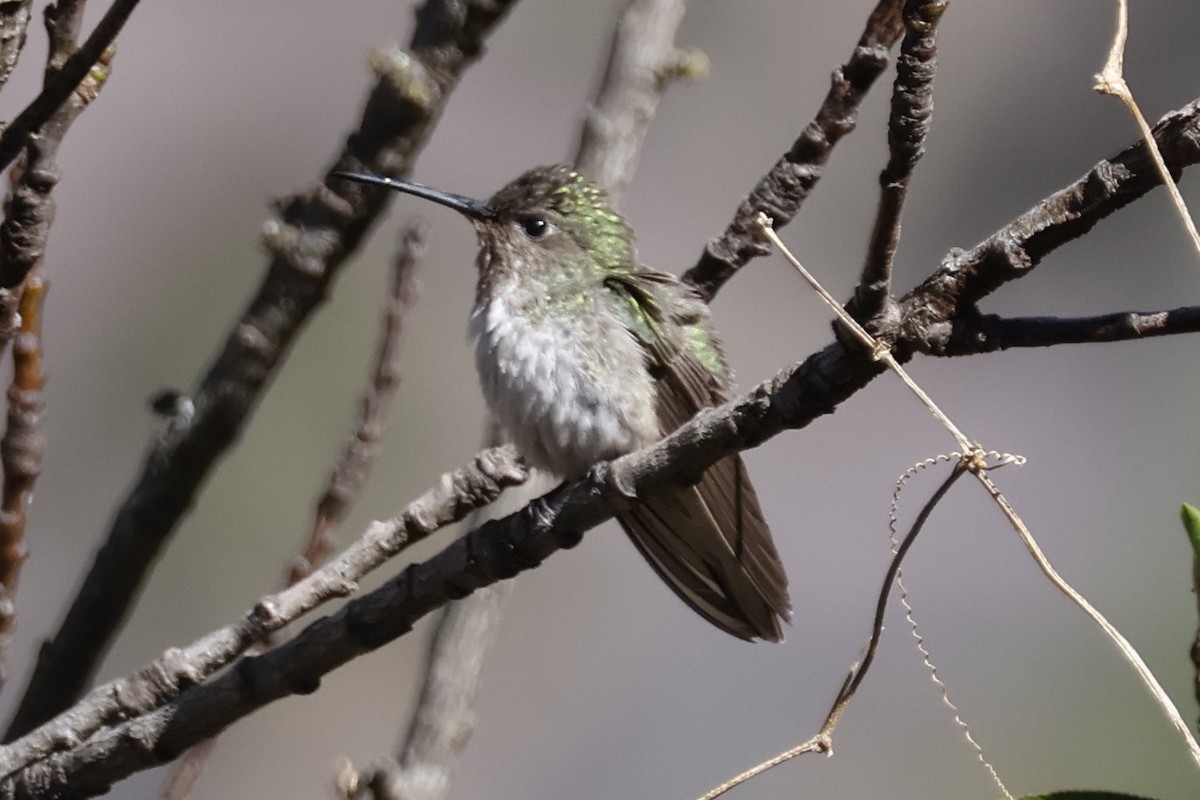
335,165,791,641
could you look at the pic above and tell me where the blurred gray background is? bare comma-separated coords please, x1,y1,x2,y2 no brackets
0,1,1198,798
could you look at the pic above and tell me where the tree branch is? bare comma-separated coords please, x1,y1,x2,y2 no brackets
0,274,45,690
0,0,32,92
573,0,699,206
852,0,943,322
900,96,1200,349
0,338,874,798
0,445,528,779
943,306,1200,353
0,0,138,174
682,0,905,301
5,0,520,740
360,1,703,795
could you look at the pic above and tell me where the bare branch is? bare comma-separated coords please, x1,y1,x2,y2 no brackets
5,0,520,740
682,0,905,301
0,0,137,174
359,584,512,800
942,306,1200,354
291,222,426,586
159,222,427,799
853,0,944,321
573,0,699,206
0,0,32,91
362,1,700,795
0,273,45,689
0,445,529,779
700,463,966,799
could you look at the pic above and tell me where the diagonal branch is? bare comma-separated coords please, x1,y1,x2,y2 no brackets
4,0,521,740
682,0,905,302
900,96,1200,349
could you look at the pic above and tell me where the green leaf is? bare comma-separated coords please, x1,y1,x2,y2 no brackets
1183,503,1200,592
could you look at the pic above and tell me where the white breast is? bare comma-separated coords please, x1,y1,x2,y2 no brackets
469,293,659,476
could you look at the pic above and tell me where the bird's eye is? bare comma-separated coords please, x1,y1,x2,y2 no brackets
519,217,551,238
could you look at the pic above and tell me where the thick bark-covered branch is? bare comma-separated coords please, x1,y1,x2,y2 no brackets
5,0,520,740
942,306,1200,353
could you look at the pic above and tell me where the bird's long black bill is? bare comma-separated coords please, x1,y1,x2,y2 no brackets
333,170,495,220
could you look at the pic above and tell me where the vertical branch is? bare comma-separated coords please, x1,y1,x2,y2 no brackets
574,0,703,206
0,274,46,688
852,0,944,321
357,583,511,800
355,1,701,797
0,0,107,686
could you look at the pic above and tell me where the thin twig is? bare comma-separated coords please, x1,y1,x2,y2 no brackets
5,0,521,741
291,223,425,586
854,0,943,320
698,466,966,800
758,216,974,452
0,0,137,175
1094,0,1200,259
0,273,46,689
158,223,427,799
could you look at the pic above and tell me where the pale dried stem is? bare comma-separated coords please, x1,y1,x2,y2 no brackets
697,467,965,800
973,468,1200,770
1094,0,1200,259
757,216,974,452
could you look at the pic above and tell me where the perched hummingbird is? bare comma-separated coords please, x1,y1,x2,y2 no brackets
336,165,791,641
